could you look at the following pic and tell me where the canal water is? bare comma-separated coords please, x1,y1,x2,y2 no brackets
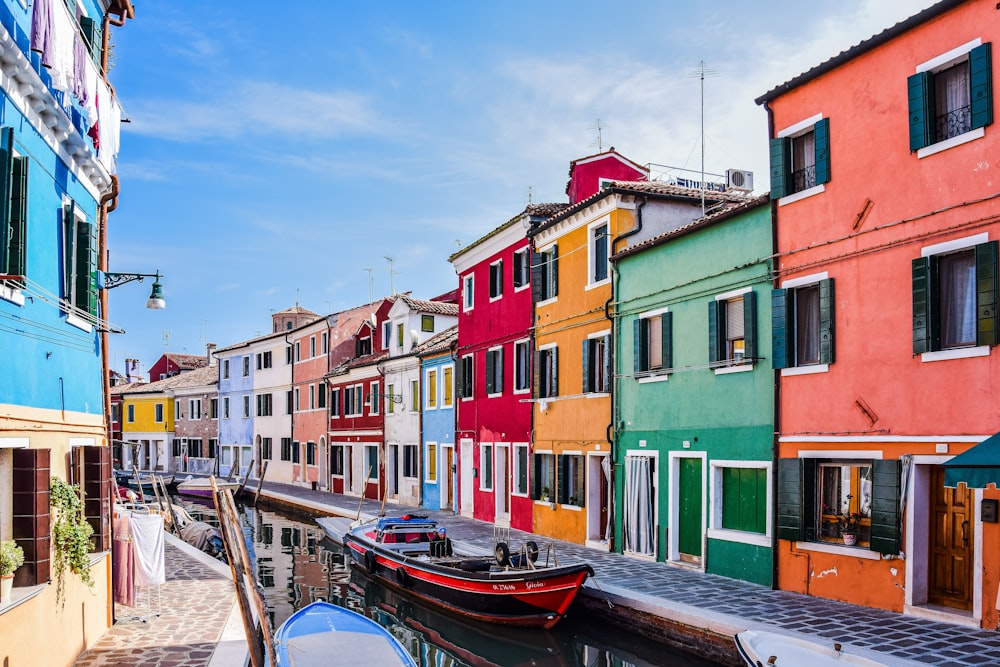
179,498,726,667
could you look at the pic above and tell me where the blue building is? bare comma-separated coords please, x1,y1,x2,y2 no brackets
0,0,135,661
216,341,256,478
418,326,458,511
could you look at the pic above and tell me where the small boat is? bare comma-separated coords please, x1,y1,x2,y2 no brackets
175,476,242,498
315,516,355,546
114,470,178,496
273,600,416,667
343,514,594,629
735,629,893,667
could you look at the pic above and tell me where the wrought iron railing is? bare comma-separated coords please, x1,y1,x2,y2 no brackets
791,165,816,193
935,104,972,142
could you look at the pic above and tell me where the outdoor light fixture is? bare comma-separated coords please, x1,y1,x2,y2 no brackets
99,270,167,309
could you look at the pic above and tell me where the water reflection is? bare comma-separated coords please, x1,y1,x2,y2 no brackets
177,499,722,667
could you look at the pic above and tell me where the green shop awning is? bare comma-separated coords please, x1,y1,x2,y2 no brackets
944,432,1000,488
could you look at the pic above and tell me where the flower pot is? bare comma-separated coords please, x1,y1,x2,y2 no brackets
1,575,13,604
842,533,858,546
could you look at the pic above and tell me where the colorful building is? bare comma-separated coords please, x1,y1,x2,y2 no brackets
612,196,774,585
171,365,220,476
757,0,1000,628
120,377,175,472
416,326,458,511
216,340,255,478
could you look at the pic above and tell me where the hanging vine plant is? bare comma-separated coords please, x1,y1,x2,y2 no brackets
50,476,94,603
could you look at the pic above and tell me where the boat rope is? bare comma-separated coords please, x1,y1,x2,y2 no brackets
588,573,615,610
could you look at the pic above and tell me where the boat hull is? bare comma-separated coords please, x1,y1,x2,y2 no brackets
175,480,241,498
344,530,593,630
734,630,892,667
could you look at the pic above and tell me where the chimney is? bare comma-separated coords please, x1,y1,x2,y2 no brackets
206,342,218,366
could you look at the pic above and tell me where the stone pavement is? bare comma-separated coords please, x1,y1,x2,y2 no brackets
73,536,244,667
258,480,1000,667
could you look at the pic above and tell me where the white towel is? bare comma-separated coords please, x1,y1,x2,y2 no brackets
129,513,165,586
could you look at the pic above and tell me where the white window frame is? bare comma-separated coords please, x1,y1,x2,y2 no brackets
586,217,612,289
487,345,503,398
513,339,531,394
479,442,494,492
425,368,439,410
537,342,558,400
460,354,473,402
714,286,755,375
425,441,438,483
489,259,503,302
513,247,530,292
536,242,558,305
174,400,182,420
463,273,474,312
585,329,611,395
512,442,530,496
779,271,831,376
776,113,826,206
441,364,454,408
369,380,380,415
707,460,772,548
916,38,986,159
636,306,671,384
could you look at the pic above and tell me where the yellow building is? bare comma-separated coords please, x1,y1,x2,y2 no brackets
120,380,176,472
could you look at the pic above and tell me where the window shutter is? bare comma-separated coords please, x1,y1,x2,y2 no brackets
63,202,75,300
550,346,558,396
531,454,542,499
771,289,789,369
581,338,591,393
77,219,98,315
7,156,27,279
79,16,102,61
0,127,12,275
634,318,648,373
455,357,465,399
912,257,931,355
602,334,611,390
818,278,835,365
532,349,541,399
81,445,110,552
707,300,721,365
13,447,50,586
907,71,932,151
776,458,804,542
497,348,504,394
976,240,999,346
485,351,495,394
549,245,558,298
768,136,790,200
530,250,543,302
743,291,757,361
813,117,831,185
557,455,568,504
969,42,993,131
869,460,902,555
662,311,673,370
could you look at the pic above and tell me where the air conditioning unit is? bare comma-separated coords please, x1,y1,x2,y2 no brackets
725,169,753,192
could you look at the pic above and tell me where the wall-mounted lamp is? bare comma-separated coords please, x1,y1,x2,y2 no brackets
99,270,166,309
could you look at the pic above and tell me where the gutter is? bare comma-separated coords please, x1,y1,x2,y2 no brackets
763,99,781,592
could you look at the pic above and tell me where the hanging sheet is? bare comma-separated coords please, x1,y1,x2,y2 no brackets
130,513,165,587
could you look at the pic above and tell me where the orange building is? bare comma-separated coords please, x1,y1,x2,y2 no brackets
757,0,1000,628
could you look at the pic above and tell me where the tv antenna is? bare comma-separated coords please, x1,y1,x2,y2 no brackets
526,185,534,205
363,267,376,325
384,256,399,296
688,60,718,216
162,330,170,350
591,118,607,152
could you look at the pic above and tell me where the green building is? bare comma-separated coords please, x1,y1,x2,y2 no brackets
612,195,774,585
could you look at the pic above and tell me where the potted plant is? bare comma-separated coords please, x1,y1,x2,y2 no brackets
0,539,24,603
540,486,550,502
835,512,864,545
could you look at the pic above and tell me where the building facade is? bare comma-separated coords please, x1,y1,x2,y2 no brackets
417,327,458,512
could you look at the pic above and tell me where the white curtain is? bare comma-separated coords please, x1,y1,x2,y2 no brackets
624,456,655,556
941,257,977,347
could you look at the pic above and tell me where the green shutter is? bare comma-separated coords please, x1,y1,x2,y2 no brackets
75,219,97,315
63,202,76,300
549,245,558,298
869,460,902,555
813,118,831,185
455,356,465,399
6,156,26,281
912,257,931,355
0,127,12,275
557,455,568,504
769,136,790,200
79,16,102,61
908,71,932,151
722,468,767,534
532,349,541,399
976,240,999,347
776,458,804,541
602,335,611,390
708,300,721,365
634,318,648,373
743,290,757,361
970,42,993,131
531,454,542,499
485,350,495,394
530,250,543,302
550,346,558,397
771,289,790,369
581,338,591,393
818,278,835,365
662,312,673,370
721,468,741,531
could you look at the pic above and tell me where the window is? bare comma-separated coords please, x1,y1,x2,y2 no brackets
344,385,363,417
242,395,251,418
442,367,453,407
0,131,28,289
720,467,767,534
776,458,901,554
292,441,300,464
386,384,395,414
306,442,316,466
242,356,250,376
480,444,493,490
532,453,556,501
187,439,201,458
310,337,316,358
294,388,300,411
489,260,503,299
457,355,473,399
485,347,503,396
154,403,164,423
356,333,372,356
295,342,301,361
330,388,340,417
909,42,992,152
308,385,315,410
710,291,757,368
210,398,218,419
913,239,998,355
426,444,437,482
559,454,585,506
256,393,272,417
175,400,181,420
513,248,529,289
772,278,834,370
635,312,672,375
286,390,293,415
286,346,293,365
317,384,327,409
366,446,378,480
514,340,530,392
173,439,183,457
582,335,610,393
531,245,558,302
127,404,135,422
426,370,437,409
535,346,558,398
262,351,272,368
370,381,380,415
62,200,98,316
322,332,329,354
590,222,609,283
513,444,529,495
421,314,434,332
463,274,474,311
223,359,230,379
403,445,419,477
223,397,230,419
397,322,404,350
281,438,293,461
331,445,344,475
768,117,830,199
383,322,391,350
208,439,218,458
189,399,202,419
261,438,272,461
410,379,420,412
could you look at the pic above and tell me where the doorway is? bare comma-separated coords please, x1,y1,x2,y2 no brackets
623,453,656,557
495,444,510,527
460,439,474,517
586,454,610,548
928,466,974,610
442,445,454,511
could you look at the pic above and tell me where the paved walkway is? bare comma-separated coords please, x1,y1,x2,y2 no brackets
258,480,1000,667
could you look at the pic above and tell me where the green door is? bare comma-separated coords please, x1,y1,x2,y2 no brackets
678,458,703,562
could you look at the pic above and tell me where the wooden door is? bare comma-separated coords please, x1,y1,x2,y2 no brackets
678,458,703,563
928,466,973,610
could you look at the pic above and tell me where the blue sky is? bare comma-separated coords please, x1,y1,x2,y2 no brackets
105,0,930,375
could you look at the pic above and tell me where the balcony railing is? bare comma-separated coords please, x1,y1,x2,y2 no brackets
935,104,972,142
791,164,816,193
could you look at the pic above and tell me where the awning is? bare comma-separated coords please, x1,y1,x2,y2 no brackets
944,432,1000,488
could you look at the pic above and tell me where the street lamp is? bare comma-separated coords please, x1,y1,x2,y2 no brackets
99,270,166,309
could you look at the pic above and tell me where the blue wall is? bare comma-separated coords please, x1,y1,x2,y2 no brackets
421,351,454,511
218,350,254,446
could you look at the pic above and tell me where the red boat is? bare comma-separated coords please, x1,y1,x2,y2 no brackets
343,515,593,630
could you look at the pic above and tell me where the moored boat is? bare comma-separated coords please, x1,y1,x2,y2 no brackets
343,515,594,630
175,476,242,498
735,629,894,667
273,600,416,667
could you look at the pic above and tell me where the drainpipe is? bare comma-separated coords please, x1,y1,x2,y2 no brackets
763,99,781,591
99,175,120,447
604,194,647,553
